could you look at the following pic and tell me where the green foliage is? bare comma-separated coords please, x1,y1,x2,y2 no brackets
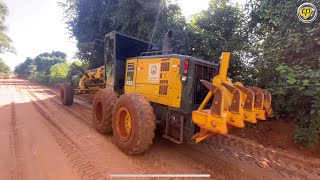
68,60,87,87
14,58,34,78
294,116,320,148
0,2,14,53
61,0,250,82
191,0,249,82
247,0,320,85
70,75,80,88
50,62,70,85
14,51,70,86
0,58,10,77
32,51,66,70
60,0,186,68
246,0,320,147
269,64,320,147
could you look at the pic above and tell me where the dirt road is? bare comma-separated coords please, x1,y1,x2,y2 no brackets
0,78,319,180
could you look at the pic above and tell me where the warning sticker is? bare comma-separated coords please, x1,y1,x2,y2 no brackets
148,63,160,82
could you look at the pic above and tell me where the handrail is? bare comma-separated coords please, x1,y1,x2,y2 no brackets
140,50,172,56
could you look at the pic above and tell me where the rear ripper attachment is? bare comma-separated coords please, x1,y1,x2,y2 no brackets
192,52,273,143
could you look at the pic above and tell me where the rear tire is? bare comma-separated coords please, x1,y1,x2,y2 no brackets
112,93,156,155
60,83,74,106
93,89,118,134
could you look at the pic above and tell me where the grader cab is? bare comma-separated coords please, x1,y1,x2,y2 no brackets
60,31,273,154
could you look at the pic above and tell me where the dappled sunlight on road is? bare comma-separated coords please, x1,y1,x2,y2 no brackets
0,79,55,107
0,79,27,106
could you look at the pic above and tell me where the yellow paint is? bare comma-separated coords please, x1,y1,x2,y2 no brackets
123,52,272,144
116,107,132,142
77,65,105,93
255,109,266,120
300,7,313,19
124,59,137,93
192,52,273,143
192,109,228,135
125,57,182,108
218,52,230,80
243,111,257,123
234,82,257,123
226,111,245,128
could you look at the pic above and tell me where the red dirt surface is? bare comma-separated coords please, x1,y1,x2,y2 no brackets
0,79,258,180
1,78,320,180
229,119,320,159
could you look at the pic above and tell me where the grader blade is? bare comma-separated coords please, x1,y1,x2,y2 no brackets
234,82,257,123
247,86,267,120
221,82,245,128
256,88,273,118
192,80,228,143
192,52,273,143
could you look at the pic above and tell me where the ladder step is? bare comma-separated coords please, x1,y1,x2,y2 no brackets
163,115,184,144
162,135,183,144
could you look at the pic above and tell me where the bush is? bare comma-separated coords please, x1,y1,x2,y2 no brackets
0,59,10,77
270,64,320,147
49,62,70,85
295,127,319,148
71,75,80,88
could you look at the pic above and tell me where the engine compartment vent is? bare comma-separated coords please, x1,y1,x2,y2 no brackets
159,80,168,95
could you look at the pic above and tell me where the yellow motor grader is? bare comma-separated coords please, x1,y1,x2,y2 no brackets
60,64,106,105
60,31,272,155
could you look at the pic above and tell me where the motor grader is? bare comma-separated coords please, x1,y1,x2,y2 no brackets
60,31,273,155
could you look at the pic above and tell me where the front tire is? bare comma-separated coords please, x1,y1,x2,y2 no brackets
60,83,74,106
112,93,156,155
93,89,118,134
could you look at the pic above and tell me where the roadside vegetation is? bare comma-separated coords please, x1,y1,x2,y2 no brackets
14,51,86,87
0,1,13,78
13,0,320,147
0,1,14,53
0,59,10,77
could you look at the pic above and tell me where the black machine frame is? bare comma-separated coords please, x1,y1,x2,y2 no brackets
104,31,153,94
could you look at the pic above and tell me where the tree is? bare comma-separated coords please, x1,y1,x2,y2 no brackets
246,0,320,146
15,51,69,85
172,0,250,82
14,58,34,78
60,0,186,68
0,2,14,53
33,51,67,72
0,58,10,77
247,0,320,84
50,62,70,85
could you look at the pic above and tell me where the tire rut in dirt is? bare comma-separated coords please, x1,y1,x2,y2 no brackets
25,82,92,111
204,135,320,179
18,85,110,180
31,82,93,109
19,80,320,179
25,84,93,126
9,102,25,180
49,97,93,126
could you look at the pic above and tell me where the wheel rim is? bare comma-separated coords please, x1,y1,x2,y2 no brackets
116,107,132,141
95,101,103,124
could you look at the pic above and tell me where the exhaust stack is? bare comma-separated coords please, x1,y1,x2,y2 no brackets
162,30,173,54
